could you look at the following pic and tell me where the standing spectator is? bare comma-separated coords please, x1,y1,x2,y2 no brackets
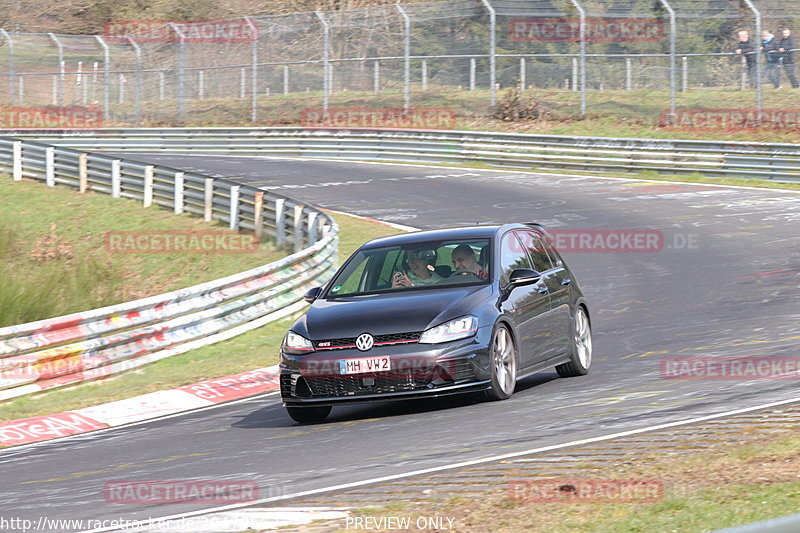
734,30,757,88
762,30,781,88
776,27,800,88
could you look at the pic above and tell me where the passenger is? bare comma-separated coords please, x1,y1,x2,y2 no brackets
451,244,489,280
392,249,443,288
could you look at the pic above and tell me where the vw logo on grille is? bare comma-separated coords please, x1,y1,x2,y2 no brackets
355,333,374,351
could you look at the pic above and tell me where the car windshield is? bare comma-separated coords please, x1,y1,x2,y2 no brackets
325,238,491,297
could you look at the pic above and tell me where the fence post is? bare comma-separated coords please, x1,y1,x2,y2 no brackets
12,141,22,181
45,147,55,187
479,0,496,106
198,70,205,99
0,30,14,99
567,0,586,117
470,58,476,91
283,65,289,95
572,57,578,92
275,197,286,246
519,57,526,89
169,23,187,124
421,59,428,90
293,204,304,252
625,58,632,90
143,165,154,206
78,154,89,193
682,56,688,92
18,77,23,104
656,0,677,119
240,68,246,98
253,191,264,241
126,36,143,125
373,60,380,92
740,55,747,90
48,33,64,107
174,172,184,214
159,71,165,101
244,17,258,123
204,178,214,221
742,0,762,114
95,35,110,119
111,160,121,198
396,4,411,112
315,12,330,112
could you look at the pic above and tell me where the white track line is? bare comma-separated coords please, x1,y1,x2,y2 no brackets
83,394,800,532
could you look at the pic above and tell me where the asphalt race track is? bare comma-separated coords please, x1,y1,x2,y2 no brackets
2,155,799,531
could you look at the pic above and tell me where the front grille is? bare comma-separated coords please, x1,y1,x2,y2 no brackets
314,331,422,351
306,369,431,397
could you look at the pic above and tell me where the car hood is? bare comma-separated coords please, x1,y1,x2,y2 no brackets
295,285,493,339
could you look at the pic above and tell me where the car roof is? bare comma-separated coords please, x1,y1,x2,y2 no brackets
360,225,505,249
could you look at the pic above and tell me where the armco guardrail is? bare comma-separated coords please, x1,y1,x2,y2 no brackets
713,512,800,533
6,127,800,182
0,135,338,401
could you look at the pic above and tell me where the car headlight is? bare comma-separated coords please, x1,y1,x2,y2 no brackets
282,331,315,354
419,316,478,344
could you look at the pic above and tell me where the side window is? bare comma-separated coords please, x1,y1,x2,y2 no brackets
376,248,403,289
500,232,532,285
540,236,564,268
516,230,553,272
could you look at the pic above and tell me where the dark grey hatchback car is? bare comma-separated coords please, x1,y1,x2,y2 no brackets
280,223,592,422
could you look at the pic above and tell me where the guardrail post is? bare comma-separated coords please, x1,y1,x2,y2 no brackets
45,147,55,187
293,204,304,252
111,159,121,198
12,141,22,181
174,171,184,214
143,165,154,206
229,185,240,231
307,211,318,244
204,178,214,221
78,153,89,193
253,191,264,241
275,197,285,247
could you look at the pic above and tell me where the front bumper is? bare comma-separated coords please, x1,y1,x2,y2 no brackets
280,332,491,407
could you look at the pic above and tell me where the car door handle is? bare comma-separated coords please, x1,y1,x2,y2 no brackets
538,286,549,294
561,279,572,286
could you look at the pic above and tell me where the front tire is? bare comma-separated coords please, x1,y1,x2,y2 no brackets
485,324,517,400
286,405,331,423
556,305,592,377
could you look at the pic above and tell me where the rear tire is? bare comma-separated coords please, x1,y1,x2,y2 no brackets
286,405,331,423
556,305,592,377
484,324,517,401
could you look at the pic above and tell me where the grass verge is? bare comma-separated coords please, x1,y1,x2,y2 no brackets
0,210,401,423
0,178,287,327
304,431,800,533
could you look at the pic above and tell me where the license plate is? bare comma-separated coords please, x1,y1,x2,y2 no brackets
339,356,391,375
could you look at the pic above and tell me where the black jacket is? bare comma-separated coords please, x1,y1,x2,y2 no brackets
776,35,796,64
734,39,756,65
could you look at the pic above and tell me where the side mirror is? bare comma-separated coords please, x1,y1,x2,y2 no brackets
508,268,541,287
304,287,323,303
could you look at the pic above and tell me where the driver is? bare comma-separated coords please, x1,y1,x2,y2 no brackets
392,249,443,287
451,244,488,280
